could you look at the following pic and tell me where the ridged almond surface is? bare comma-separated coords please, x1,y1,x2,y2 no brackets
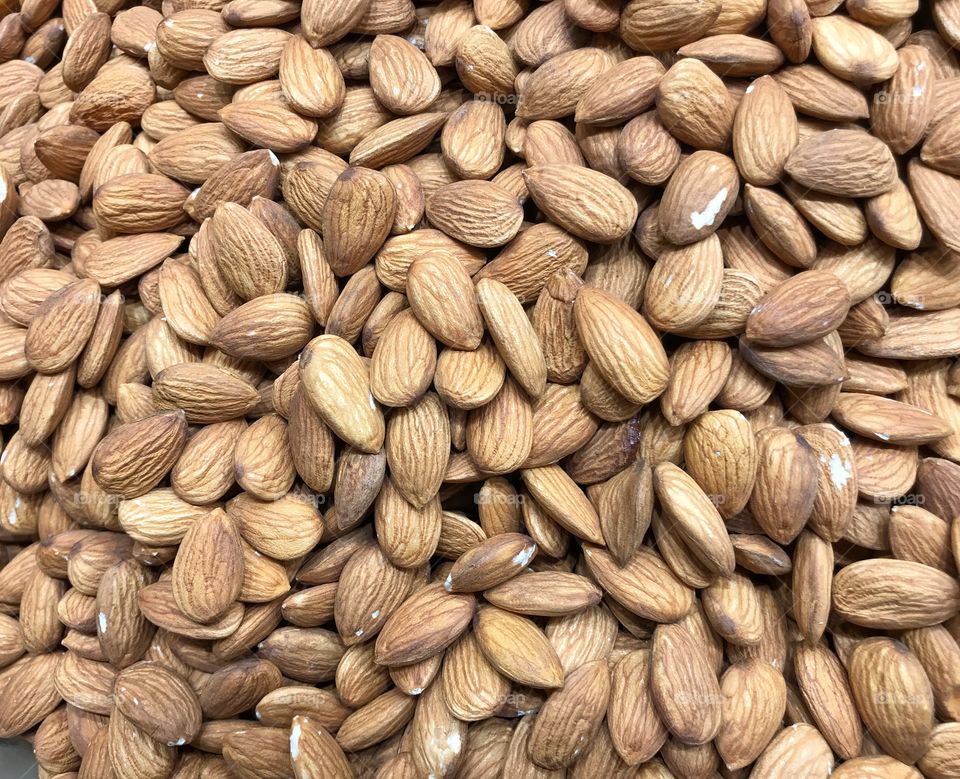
279,35,345,117
477,277,548,399
750,724,833,779
810,14,898,84
832,393,952,445
226,492,323,560
114,661,202,746
833,558,960,628
517,47,613,120
716,659,787,769
620,0,722,51
849,637,935,764
650,623,722,745
786,129,898,198
654,461,736,576
795,644,863,760
300,334,385,453
172,508,244,623
24,278,100,374
322,166,397,277
385,391,449,507
444,532,537,593
406,250,485,350
474,604,565,689
425,180,523,248
528,660,610,769
92,411,188,498
524,165,637,244
574,286,669,405
153,363,261,423
582,545,694,622
746,270,850,346
210,202,288,301
644,235,724,332
656,58,735,150
608,648,668,765
374,583,475,666
659,151,740,245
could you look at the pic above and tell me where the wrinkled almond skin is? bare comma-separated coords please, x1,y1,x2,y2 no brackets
300,334,385,453
849,638,935,764
91,411,188,499
5,0,960,775
114,662,202,746
172,508,244,623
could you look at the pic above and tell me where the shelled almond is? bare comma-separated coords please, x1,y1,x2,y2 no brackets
0,0,959,776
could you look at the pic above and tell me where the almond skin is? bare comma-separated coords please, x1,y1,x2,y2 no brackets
574,286,669,405
171,508,244,623
527,660,610,768
849,638,935,764
523,165,638,244
25,278,101,374
650,622,722,745
280,35,345,117
299,334,385,453
620,0,722,52
654,461,736,576
374,583,475,666
656,58,736,150
786,129,898,198
369,35,441,115
833,559,960,629
8,0,960,773
746,270,851,347
444,533,537,593
322,166,397,276
473,604,565,689
425,180,524,248
114,662,202,746
406,249,485,350
153,363,261,424
91,411,188,498
832,393,952,445
659,151,740,245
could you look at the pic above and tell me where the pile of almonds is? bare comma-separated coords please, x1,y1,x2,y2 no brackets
2,0,960,774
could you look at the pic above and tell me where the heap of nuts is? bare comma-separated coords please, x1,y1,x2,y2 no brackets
2,0,960,775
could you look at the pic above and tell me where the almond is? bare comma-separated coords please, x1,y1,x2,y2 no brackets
369,34,441,115
300,334,385,453
92,411,188,498
524,164,637,244
114,662,202,746
322,166,397,277
786,129,898,198
172,508,244,623
426,179,523,248
746,270,850,346
849,637,935,764
474,604,564,689
833,558,960,629
659,151,740,245
374,583,475,666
